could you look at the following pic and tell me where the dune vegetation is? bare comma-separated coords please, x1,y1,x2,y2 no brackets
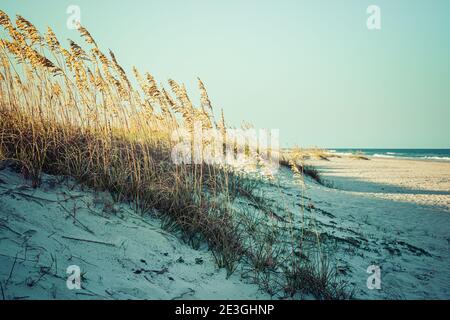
349,151,370,161
0,11,350,299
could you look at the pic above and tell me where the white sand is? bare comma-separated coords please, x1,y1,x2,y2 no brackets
0,168,268,300
306,157,450,209
293,156,450,299
1,156,449,300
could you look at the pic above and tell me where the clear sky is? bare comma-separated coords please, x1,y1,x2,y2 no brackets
2,0,449,148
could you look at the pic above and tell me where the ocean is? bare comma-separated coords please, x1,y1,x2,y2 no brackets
328,149,450,161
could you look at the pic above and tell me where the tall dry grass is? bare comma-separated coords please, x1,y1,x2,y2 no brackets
0,12,350,299
0,10,243,271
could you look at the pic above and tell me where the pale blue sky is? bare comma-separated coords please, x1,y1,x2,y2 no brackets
2,0,449,148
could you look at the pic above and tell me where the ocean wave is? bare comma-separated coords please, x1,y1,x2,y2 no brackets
420,156,450,161
328,150,450,161
372,154,450,161
327,150,353,156
372,153,396,158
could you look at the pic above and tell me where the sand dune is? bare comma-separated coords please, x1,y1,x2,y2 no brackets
0,168,268,300
1,157,449,299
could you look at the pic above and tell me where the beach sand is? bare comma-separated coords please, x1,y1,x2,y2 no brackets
0,168,268,300
286,156,450,298
1,157,449,300
305,157,450,210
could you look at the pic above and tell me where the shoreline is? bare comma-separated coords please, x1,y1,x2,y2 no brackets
365,155,450,164
329,153,450,163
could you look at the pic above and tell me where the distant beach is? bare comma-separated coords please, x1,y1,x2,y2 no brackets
305,154,450,210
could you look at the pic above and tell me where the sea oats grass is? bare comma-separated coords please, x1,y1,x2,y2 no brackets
0,11,349,299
